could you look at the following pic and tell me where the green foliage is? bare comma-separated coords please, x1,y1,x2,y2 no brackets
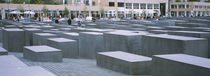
100,8,104,17
30,0,43,4
64,6,69,17
12,0,30,4
142,9,146,17
0,0,5,3
42,6,48,16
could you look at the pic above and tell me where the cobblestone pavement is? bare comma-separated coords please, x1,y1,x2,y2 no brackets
9,52,151,76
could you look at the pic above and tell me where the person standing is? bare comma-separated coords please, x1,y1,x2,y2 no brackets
68,18,72,25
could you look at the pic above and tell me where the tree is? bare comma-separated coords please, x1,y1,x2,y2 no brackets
100,8,104,18
0,0,5,3
42,6,48,17
64,6,69,17
12,0,29,4
30,0,43,4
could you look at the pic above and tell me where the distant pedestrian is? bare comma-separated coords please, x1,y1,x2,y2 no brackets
78,21,81,27
55,19,59,24
68,18,72,25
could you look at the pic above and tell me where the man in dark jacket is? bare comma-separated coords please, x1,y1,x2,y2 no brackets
68,18,72,25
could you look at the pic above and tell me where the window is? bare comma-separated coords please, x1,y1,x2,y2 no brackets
133,3,139,9
195,5,199,8
109,2,115,7
199,6,202,8
179,5,185,8
126,3,132,9
118,2,124,7
84,0,89,6
147,4,153,9
186,5,189,8
141,4,146,9
92,1,95,6
154,4,159,9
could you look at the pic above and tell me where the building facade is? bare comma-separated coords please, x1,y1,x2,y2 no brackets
170,2,210,17
0,0,169,19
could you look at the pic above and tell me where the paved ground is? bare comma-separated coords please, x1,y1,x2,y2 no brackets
9,52,151,76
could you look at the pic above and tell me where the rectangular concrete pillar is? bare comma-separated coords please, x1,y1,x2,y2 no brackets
104,31,147,54
152,54,210,76
33,33,57,45
24,28,42,46
47,38,78,58
142,34,208,58
79,32,104,59
168,31,210,58
97,51,152,75
3,28,25,52
24,45,62,62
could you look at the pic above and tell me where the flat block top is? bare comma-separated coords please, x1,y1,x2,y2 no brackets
154,54,210,69
63,32,79,36
151,30,168,32
106,30,145,36
4,28,23,31
98,51,152,62
24,45,61,52
48,38,76,42
34,33,56,36
145,34,206,41
87,28,110,32
80,32,103,35
0,55,27,68
165,26,188,28
0,66,56,76
24,28,41,31
172,31,210,34
0,47,7,52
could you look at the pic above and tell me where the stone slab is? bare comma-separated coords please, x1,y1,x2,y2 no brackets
24,45,62,62
152,54,210,76
47,38,78,58
97,51,152,75
79,32,104,59
142,34,208,58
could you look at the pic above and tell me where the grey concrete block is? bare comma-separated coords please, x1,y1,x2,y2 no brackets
0,66,56,76
142,34,208,58
2,28,25,52
79,32,104,59
0,55,27,68
164,26,191,31
71,27,87,33
60,32,79,40
0,47,8,55
152,54,210,76
168,31,210,58
97,51,152,75
24,45,62,62
85,28,111,33
104,31,148,54
0,29,2,42
149,30,168,34
33,33,57,45
40,25,54,30
47,38,78,58
24,28,42,46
